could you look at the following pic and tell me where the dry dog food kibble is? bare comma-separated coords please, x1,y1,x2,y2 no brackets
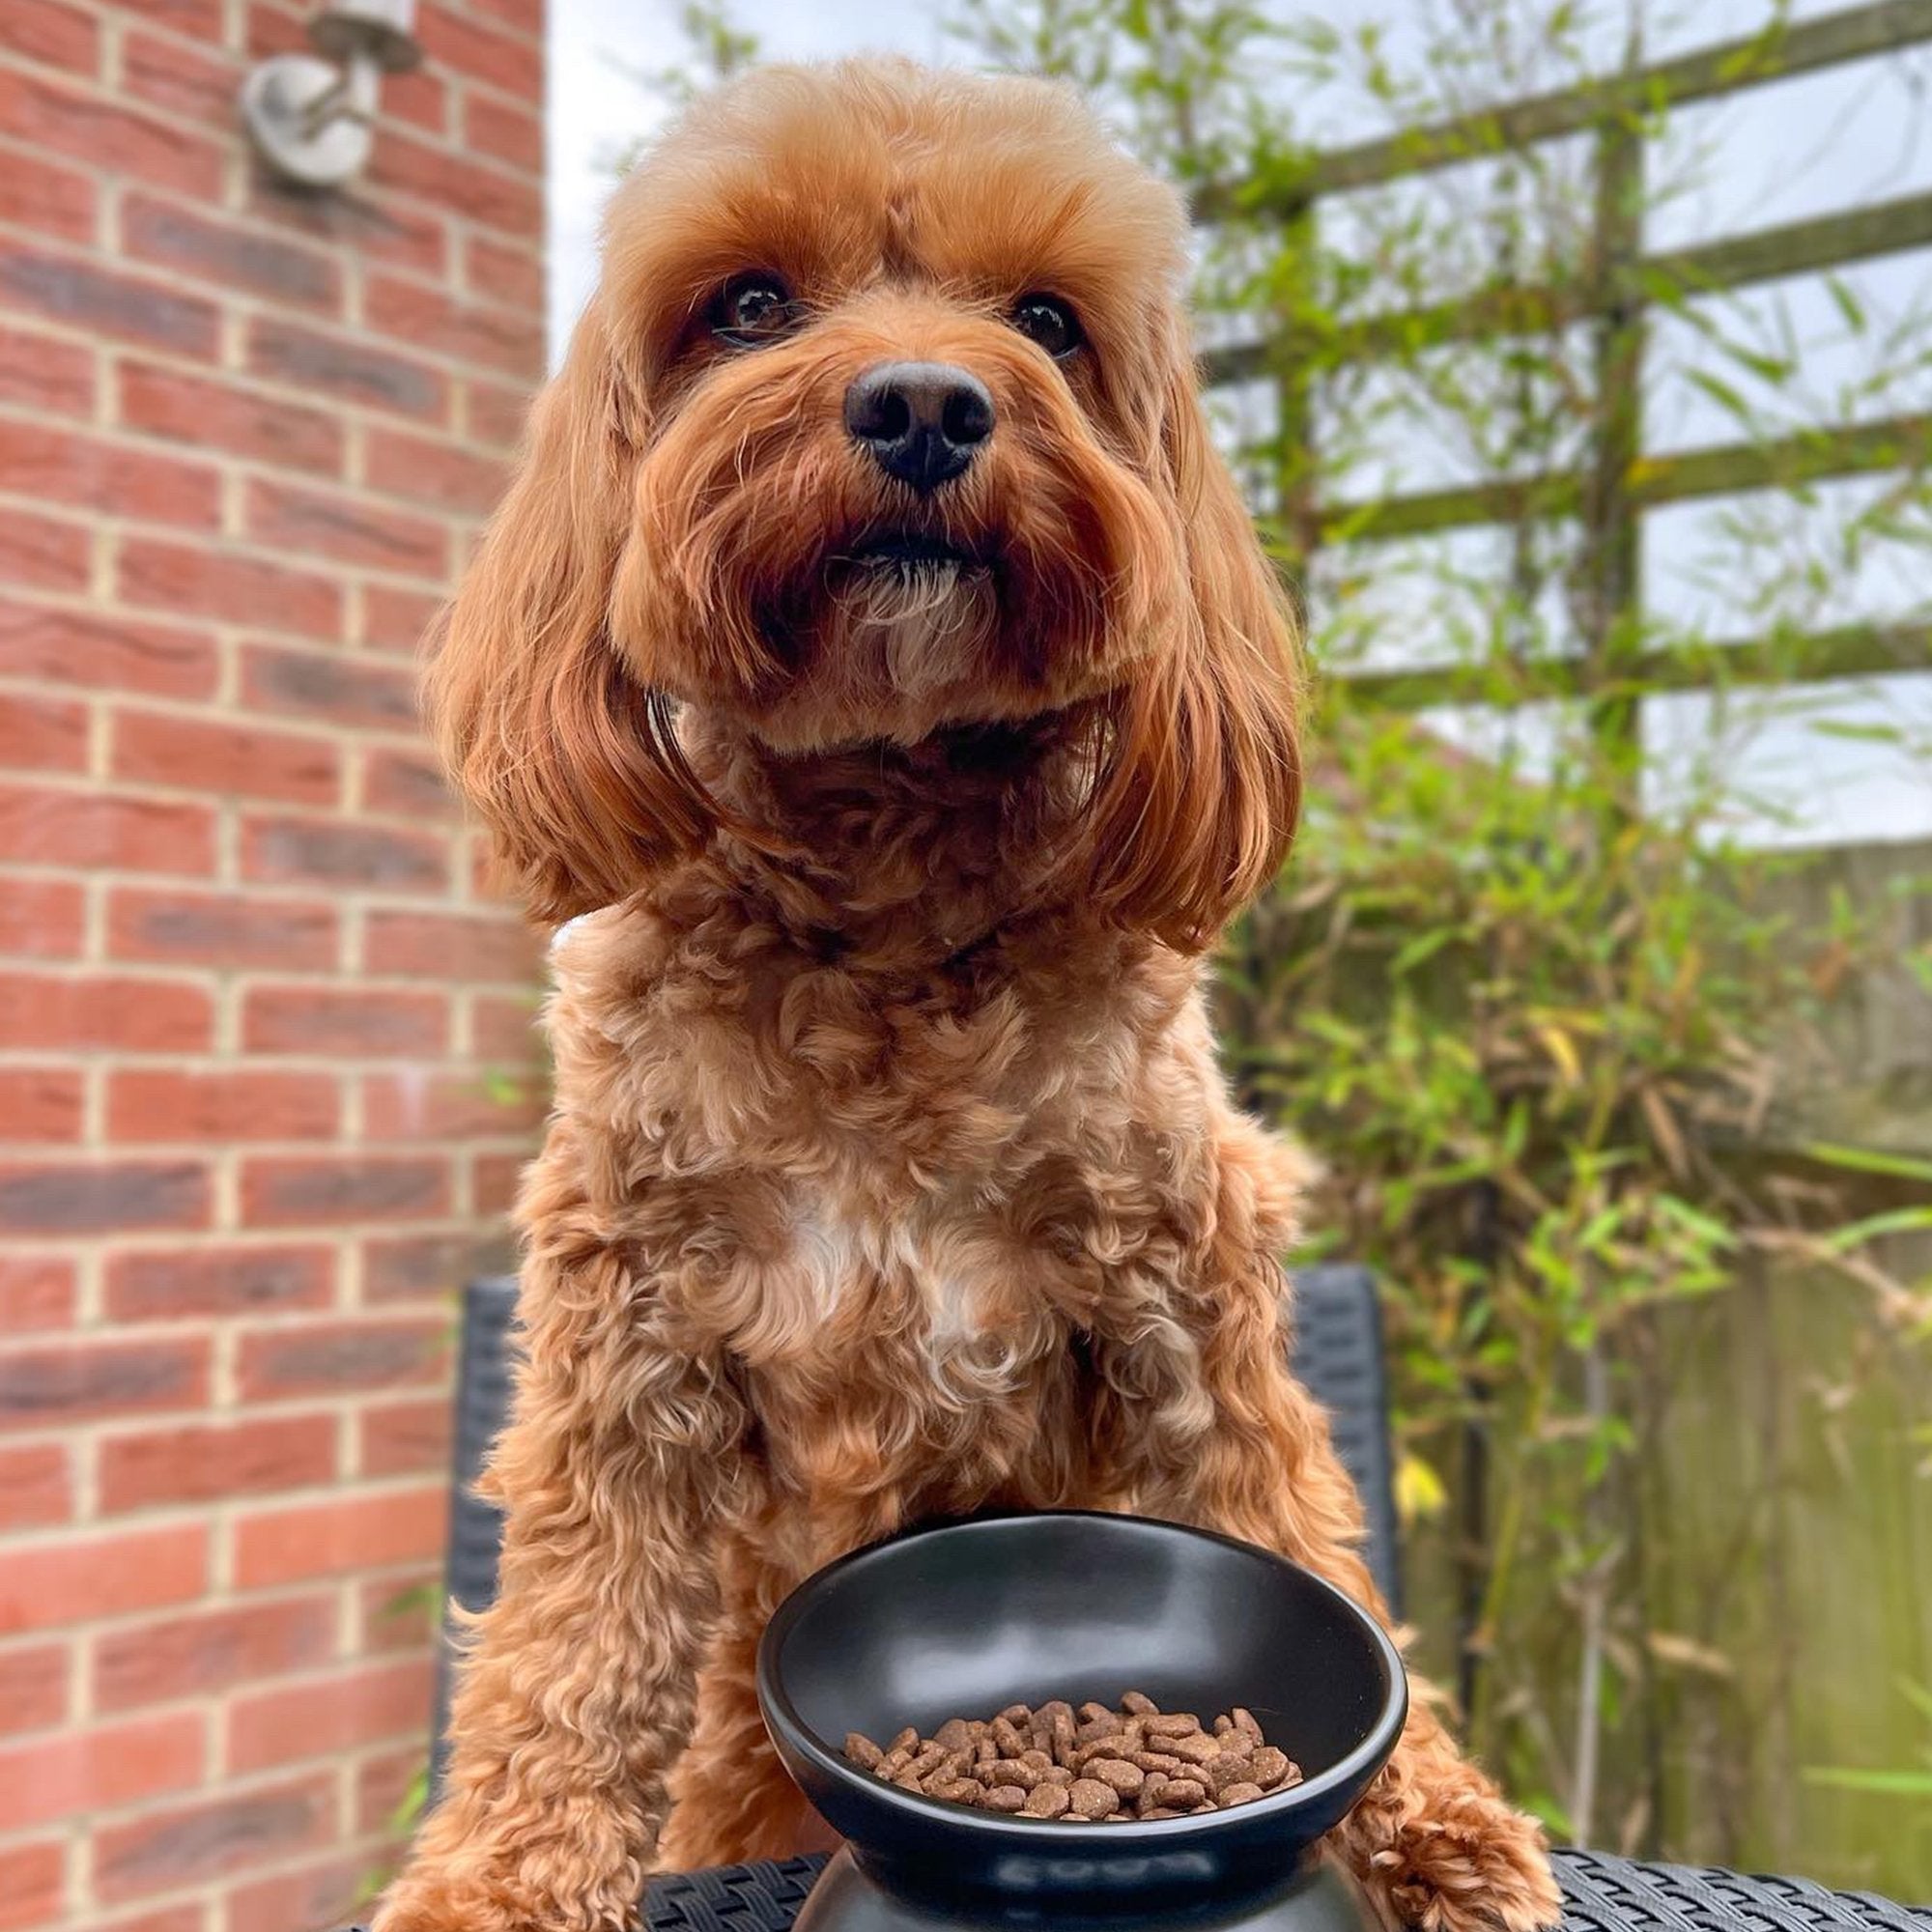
843,1695,1302,1820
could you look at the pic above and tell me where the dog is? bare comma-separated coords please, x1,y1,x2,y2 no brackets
374,58,1561,1932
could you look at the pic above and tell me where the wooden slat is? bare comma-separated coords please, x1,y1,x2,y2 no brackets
1225,0,1932,209
1332,621,1932,711
1317,412,1932,543
1201,187,1932,383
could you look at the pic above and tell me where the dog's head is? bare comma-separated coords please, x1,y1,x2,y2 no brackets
430,60,1300,951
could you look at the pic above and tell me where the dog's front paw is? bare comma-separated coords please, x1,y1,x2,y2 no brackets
1362,1788,1562,1932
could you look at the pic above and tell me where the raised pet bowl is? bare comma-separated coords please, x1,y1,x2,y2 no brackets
756,1512,1407,1932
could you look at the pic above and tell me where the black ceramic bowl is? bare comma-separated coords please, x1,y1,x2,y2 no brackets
756,1513,1406,1911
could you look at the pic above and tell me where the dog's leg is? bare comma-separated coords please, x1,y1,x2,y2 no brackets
658,1529,821,1868
1101,1254,1561,1932
373,1237,744,1932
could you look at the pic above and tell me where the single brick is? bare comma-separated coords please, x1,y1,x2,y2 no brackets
232,1486,446,1589
0,597,218,699
362,1068,544,1141
367,126,541,237
95,1595,336,1714
0,1065,85,1142
240,1156,450,1230
237,1317,447,1399
0,1642,69,1737
0,1254,75,1330
107,1068,341,1144
226,1655,434,1772
0,1712,206,1833
0,787,216,877
366,272,543,379
122,193,342,312
122,21,233,128
0,1840,63,1932
118,359,344,477
117,536,343,641
107,888,338,973
242,985,447,1058
365,425,507,518
104,1243,334,1323
357,1395,452,1477
247,316,447,420
0,689,88,772
471,1149,525,1217
0,880,85,961
0,975,211,1053
92,1771,335,1903
362,582,445,656
244,477,447,580
361,746,452,819
112,709,342,806
461,90,542,175
0,1441,71,1530
9,0,101,75
0,417,220,529
0,66,224,197
360,1231,485,1306
0,1521,206,1635
0,143,96,245
0,503,90,589
222,1850,367,1932
414,3,539,98
0,1336,209,1432
0,242,217,355
242,642,418,732
365,909,537,984
242,812,449,892
0,1160,211,1236
99,1413,338,1513
463,375,534,449
0,319,94,414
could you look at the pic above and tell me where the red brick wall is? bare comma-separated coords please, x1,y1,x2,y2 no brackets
0,5,548,1928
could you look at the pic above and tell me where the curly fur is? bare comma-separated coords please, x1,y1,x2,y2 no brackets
376,58,1560,1932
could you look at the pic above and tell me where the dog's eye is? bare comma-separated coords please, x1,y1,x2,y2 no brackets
711,274,798,348
1010,294,1082,359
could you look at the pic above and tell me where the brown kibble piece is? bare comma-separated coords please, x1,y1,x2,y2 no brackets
1170,1732,1222,1766
935,1719,974,1751
1022,1782,1072,1818
1142,1806,1182,1819
932,1777,981,1804
845,1732,884,1770
888,1727,919,1755
997,1704,1032,1725
880,1748,912,1777
1130,1750,1182,1776
1068,1777,1120,1819
990,1717,1030,1757
1250,1747,1293,1787
1232,1708,1263,1741
985,1784,1027,1812
1161,1777,1208,1807
1205,1751,1250,1791
1145,1713,1199,1738
1219,1781,1266,1808
1120,1690,1157,1715
1086,1757,1144,1797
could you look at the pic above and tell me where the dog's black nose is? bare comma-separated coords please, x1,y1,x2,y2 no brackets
844,361,994,493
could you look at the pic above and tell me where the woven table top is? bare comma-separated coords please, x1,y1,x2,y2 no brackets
639,1850,1928,1932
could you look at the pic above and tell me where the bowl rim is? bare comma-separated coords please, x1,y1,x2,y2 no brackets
755,1509,1409,1847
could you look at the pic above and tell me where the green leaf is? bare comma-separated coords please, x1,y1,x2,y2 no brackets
1803,1143,1932,1185
1803,1768,1932,1796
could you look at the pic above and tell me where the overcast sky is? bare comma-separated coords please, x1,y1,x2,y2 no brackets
543,0,1932,847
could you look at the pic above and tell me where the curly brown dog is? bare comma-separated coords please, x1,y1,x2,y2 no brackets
374,57,1560,1932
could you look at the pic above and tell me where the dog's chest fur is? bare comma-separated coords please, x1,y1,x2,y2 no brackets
536,895,1264,1508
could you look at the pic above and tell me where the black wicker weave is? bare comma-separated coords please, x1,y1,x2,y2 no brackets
640,1852,1928,1932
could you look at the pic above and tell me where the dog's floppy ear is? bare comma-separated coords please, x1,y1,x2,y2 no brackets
1083,327,1303,952
423,300,712,923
